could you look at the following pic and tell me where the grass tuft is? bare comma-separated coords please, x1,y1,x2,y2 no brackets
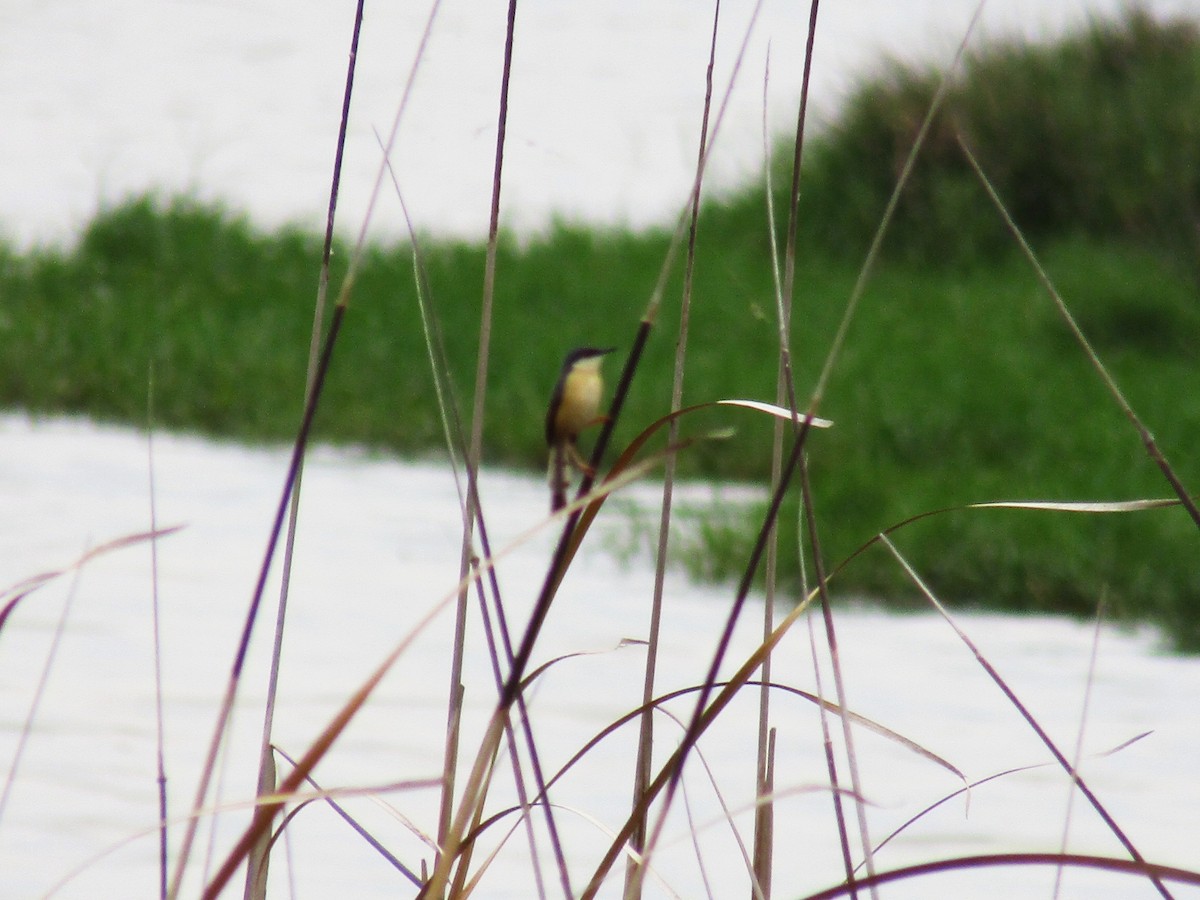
721,8,1200,273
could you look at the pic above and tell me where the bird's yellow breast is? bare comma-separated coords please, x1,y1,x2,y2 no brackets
555,358,604,439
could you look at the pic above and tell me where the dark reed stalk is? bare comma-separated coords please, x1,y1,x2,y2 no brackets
624,3,721,896
244,5,365,897
175,0,446,891
168,298,348,900
880,533,1174,900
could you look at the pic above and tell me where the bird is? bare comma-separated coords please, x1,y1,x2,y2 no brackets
545,346,616,512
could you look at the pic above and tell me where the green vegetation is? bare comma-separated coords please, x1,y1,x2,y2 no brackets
2,10,1198,648
745,7,1200,271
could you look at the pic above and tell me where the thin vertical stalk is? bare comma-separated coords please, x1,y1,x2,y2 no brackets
436,2,579,896
389,173,553,900
755,4,821,894
145,366,170,900
799,457,872,897
180,0,440,890
757,55,781,891
1052,598,1106,899
244,4,366,897
167,300,349,900
624,3,720,897
436,1,766,891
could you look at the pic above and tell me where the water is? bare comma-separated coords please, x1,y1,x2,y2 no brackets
3,0,1196,248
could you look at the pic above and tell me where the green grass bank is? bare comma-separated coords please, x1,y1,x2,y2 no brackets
2,10,1198,649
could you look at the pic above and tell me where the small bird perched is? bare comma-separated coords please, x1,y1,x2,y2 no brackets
546,346,616,512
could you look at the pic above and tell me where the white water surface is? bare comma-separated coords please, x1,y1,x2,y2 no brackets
3,0,1197,248
1,413,1197,898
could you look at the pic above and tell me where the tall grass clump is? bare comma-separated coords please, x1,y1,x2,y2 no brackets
691,9,1200,650
699,240,1200,650
0,197,322,437
713,9,1200,272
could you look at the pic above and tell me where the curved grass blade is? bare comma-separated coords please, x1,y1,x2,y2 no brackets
864,731,1153,871
799,853,1200,900
0,526,183,635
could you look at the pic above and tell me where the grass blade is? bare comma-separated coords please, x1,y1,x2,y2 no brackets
799,854,1200,900
244,5,367,896
958,133,1200,531
145,368,170,900
627,3,722,891
879,533,1175,900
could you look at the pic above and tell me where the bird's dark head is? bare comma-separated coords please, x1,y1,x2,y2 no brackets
562,346,616,368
